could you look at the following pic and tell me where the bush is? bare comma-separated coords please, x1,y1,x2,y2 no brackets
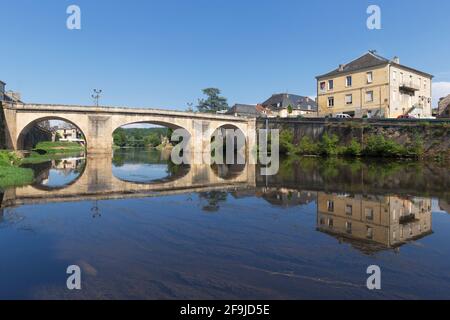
279,129,296,154
298,136,320,155
0,151,22,167
319,133,341,156
344,139,362,157
363,135,409,158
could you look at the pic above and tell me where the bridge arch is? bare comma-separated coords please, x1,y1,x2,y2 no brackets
16,115,88,151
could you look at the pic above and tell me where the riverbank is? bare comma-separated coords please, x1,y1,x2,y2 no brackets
21,141,86,164
268,119,450,160
0,151,34,189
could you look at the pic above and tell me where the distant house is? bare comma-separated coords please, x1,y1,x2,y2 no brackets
0,80,22,103
0,80,5,101
438,95,450,118
261,93,317,118
52,123,84,143
225,104,271,118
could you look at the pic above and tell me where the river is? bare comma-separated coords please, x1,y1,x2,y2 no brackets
0,149,449,299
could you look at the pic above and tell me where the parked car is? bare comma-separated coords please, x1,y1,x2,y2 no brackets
397,115,416,119
335,114,352,119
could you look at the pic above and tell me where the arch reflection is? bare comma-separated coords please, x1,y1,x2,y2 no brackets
29,157,86,191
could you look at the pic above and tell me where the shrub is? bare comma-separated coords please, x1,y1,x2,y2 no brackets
319,133,341,156
363,135,408,158
279,129,296,154
344,139,362,157
297,136,319,155
0,151,22,167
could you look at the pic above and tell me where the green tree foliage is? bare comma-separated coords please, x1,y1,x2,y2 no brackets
113,128,128,147
279,129,296,154
113,128,169,148
196,88,229,113
298,136,319,155
319,133,341,156
287,104,293,114
344,139,362,157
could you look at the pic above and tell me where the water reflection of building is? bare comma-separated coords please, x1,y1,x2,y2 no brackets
440,200,450,214
258,188,316,208
317,192,433,254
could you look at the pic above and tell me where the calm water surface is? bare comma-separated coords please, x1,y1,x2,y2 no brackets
0,149,449,299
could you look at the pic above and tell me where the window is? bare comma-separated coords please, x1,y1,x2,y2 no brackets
328,219,334,228
346,222,352,234
328,80,334,90
367,227,374,239
367,72,373,83
327,200,334,212
345,94,353,105
366,91,374,102
424,80,427,89
365,208,374,221
346,76,352,87
345,205,353,216
393,71,397,81
328,97,334,108
320,81,326,92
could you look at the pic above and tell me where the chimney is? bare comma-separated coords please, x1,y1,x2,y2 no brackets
393,56,400,64
339,64,345,71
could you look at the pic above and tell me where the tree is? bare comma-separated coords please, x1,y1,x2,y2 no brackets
113,128,128,147
287,104,293,115
196,88,229,113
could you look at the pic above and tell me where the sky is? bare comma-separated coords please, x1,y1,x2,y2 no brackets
1,0,450,111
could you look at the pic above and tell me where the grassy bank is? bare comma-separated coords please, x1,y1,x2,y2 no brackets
20,141,86,164
0,151,34,189
33,141,85,154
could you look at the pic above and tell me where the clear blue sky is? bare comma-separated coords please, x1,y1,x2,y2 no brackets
1,0,450,110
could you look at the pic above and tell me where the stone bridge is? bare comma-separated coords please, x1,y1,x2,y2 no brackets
1,155,256,208
1,102,257,155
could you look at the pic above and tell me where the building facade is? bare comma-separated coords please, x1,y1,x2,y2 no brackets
261,93,317,118
0,81,5,101
438,95,450,118
316,51,433,119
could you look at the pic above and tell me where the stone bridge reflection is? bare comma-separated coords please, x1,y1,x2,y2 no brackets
1,155,256,207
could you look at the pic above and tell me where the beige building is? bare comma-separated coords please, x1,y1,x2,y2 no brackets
316,51,433,119
317,192,432,253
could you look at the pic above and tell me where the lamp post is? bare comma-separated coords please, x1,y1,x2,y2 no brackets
92,89,102,107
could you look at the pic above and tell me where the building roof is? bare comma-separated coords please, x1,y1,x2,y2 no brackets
0,80,5,85
261,93,317,112
226,104,270,118
316,51,433,79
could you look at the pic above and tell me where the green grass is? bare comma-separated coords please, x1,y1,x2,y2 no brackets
0,165,34,189
0,150,35,189
34,141,85,154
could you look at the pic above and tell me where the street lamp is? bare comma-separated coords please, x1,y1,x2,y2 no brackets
91,89,102,107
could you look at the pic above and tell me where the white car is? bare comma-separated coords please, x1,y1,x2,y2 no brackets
334,114,352,119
